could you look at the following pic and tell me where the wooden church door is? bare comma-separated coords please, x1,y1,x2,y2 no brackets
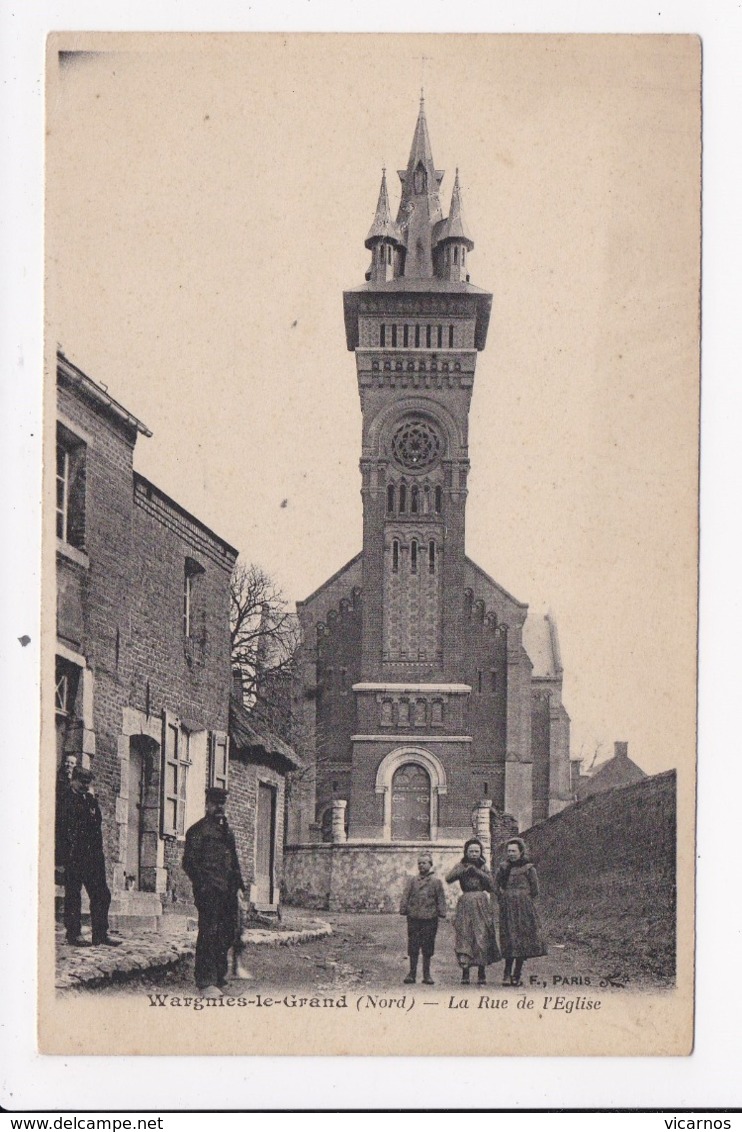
391,763,431,841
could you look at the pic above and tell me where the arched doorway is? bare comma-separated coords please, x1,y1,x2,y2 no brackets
391,763,431,841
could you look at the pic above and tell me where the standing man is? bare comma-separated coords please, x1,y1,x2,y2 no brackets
55,754,77,876
399,851,447,985
183,786,245,995
63,766,120,947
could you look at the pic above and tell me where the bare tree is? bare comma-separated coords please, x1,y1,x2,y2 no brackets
229,560,301,736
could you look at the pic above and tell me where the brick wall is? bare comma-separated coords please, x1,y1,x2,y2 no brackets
493,770,677,892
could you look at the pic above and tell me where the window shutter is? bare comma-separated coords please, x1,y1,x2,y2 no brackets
210,730,229,791
161,711,181,837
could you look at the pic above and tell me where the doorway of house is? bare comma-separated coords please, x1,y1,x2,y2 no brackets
254,781,277,905
126,735,159,891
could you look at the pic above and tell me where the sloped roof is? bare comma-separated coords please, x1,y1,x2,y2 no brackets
229,696,300,772
522,611,563,679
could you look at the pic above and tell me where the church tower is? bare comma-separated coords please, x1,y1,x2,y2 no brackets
293,101,572,855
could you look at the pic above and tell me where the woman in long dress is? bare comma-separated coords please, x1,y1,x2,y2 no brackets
495,837,547,986
446,837,501,986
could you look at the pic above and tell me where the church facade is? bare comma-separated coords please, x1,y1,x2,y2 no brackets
287,102,572,879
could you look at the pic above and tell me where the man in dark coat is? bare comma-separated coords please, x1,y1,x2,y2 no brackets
183,786,245,994
63,766,120,947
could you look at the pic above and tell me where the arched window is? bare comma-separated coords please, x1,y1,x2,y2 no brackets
435,486,443,513
437,325,443,348
398,699,410,726
414,164,427,194
391,324,397,347
410,539,418,574
454,246,459,264
398,484,407,513
415,325,420,348
387,483,395,513
410,485,419,513
428,540,436,573
449,324,454,347
424,486,431,514
392,539,400,573
426,324,432,348
391,763,431,841
380,324,386,347
387,245,392,266
403,324,409,347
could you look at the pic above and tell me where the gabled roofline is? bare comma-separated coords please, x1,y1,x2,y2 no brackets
297,551,363,610
464,556,528,610
57,349,152,438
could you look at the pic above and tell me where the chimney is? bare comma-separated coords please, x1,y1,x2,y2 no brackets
614,741,628,760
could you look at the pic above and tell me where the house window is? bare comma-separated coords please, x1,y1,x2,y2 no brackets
403,324,409,347
380,324,386,347
410,486,419,514
398,484,407,513
392,539,400,573
391,324,397,348
410,539,418,574
437,325,443,348
415,325,420,348
428,540,436,574
183,558,205,638
55,656,81,717
426,325,432,348
435,486,443,513
449,325,454,347
56,424,86,549
161,712,192,838
387,484,395,513
209,730,229,792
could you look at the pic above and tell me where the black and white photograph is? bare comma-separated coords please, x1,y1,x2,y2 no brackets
41,32,699,1057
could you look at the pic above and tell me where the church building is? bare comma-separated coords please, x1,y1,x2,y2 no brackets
285,101,572,907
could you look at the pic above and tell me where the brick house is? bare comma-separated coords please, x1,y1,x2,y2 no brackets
571,742,647,802
284,101,572,911
229,694,299,910
55,350,238,926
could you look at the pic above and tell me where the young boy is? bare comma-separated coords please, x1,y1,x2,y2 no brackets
399,851,447,985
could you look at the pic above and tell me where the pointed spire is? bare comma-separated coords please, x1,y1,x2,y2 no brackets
436,168,474,248
365,168,401,248
396,98,445,278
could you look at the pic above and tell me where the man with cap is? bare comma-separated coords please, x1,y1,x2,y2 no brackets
183,786,245,994
62,766,120,947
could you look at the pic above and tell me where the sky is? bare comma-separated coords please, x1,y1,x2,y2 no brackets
47,34,701,776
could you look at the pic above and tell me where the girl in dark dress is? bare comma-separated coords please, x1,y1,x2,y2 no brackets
446,837,501,986
495,837,547,986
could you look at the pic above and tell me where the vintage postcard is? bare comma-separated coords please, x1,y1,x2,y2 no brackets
41,32,700,1056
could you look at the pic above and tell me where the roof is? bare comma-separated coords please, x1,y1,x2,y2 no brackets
134,473,239,562
365,169,402,247
57,349,152,438
229,696,300,772
522,611,563,679
433,169,474,249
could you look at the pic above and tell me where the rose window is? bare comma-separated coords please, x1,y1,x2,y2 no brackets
391,419,442,471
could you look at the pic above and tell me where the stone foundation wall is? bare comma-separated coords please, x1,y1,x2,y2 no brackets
284,842,465,913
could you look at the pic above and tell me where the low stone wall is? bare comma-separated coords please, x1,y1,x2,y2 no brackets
283,842,465,913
